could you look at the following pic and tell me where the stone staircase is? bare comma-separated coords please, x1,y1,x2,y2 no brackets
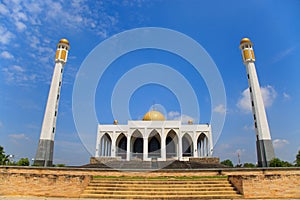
81,160,227,170
80,176,242,199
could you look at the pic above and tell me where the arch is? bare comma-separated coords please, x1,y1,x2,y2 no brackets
197,133,209,157
166,129,178,158
148,130,161,158
131,129,143,159
99,133,112,157
182,133,193,157
116,133,127,159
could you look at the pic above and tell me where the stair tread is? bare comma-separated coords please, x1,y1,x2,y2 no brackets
81,177,241,199
81,194,242,198
85,186,235,190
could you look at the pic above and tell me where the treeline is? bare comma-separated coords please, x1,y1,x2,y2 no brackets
221,150,300,167
0,146,65,167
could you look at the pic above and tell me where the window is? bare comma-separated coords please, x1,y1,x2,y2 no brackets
254,122,257,128
251,101,254,107
57,94,59,100
253,114,256,120
247,74,250,79
249,87,252,92
55,111,57,116
52,127,55,133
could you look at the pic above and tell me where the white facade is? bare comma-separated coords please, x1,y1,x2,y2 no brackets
95,114,213,161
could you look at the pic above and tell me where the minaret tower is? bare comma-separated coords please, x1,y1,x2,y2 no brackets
239,38,275,167
34,39,70,166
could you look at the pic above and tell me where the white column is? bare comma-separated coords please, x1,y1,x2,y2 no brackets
178,135,182,160
143,137,149,161
111,135,116,158
160,134,166,161
126,135,131,161
95,132,100,157
193,132,197,157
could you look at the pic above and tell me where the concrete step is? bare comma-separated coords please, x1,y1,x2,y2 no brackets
92,177,228,182
90,179,229,184
88,183,233,188
81,176,241,199
85,185,235,190
80,193,242,199
82,189,238,194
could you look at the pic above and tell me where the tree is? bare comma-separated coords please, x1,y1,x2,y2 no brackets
243,162,256,168
295,150,300,167
16,158,30,166
269,158,292,167
54,164,65,167
221,159,234,167
0,146,9,165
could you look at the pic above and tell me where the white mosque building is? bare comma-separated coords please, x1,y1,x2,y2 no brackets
95,110,213,161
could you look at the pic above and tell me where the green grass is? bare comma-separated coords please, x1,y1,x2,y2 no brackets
93,175,228,180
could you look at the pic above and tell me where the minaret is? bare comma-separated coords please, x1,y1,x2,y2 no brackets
34,39,70,166
239,38,275,167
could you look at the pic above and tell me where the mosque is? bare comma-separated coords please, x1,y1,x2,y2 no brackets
34,37,274,167
95,111,213,161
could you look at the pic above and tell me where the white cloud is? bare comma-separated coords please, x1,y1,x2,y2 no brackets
1,51,14,59
167,111,195,124
15,21,27,31
272,47,295,63
11,65,25,72
0,3,9,15
2,65,37,85
167,111,180,118
283,92,291,100
9,133,30,140
243,124,254,131
237,85,277,112
0,25,14,44
261,85,277,107
213,104,226,114
273,139,289,149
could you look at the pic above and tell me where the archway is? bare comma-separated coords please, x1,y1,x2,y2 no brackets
166,129,178,158
116,133,127,159
182,133,193,157
148,130,161,158
197,133,208,157
131,130,143,159
100,133,112,157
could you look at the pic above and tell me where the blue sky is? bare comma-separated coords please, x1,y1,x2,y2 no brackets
0,0,299,165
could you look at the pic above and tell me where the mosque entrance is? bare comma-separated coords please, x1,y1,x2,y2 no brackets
100,133,112,157
148,130,161,158
116,134,127,159
166,130,178,158
182,134,193,157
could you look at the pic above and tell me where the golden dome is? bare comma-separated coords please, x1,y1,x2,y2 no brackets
113,120,118,125
240,38,252,45
143,111,165,121
59,38,69,45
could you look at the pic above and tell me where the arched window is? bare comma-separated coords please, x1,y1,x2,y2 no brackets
131,130,143,159
182,133,193,157
100,133,112,157
197,133,209,157
166,129,178,158
148,130,161,158
116,133,127,159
